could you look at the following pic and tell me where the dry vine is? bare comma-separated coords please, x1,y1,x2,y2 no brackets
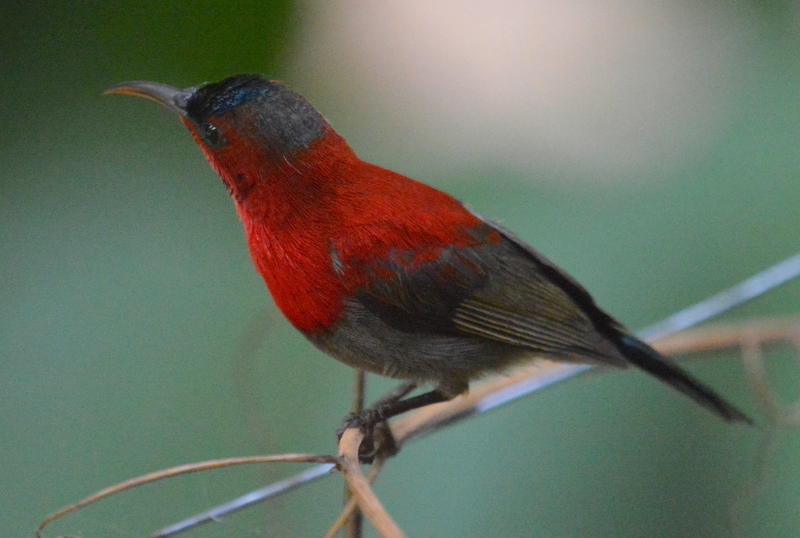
36,315,800,537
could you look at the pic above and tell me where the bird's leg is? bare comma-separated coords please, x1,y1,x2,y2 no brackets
338,381,418,462
369,388,452,420
361,381,417,460
338,384,452,463
372,381,418,407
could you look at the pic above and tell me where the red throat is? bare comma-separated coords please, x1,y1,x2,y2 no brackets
186,121,491,334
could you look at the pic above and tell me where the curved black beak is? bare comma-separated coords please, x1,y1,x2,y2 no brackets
104,81,194,117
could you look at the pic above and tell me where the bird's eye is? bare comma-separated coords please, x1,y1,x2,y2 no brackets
201,122,224,147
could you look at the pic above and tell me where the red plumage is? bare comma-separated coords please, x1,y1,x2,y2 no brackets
189,115,492,335
107,75,751,435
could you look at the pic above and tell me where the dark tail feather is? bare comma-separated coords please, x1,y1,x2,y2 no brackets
617,335,753,425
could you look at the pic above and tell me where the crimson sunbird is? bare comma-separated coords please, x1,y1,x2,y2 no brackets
106,75,751,448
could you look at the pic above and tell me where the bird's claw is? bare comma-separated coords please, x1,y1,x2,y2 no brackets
337,409,398,464
336,410,378,437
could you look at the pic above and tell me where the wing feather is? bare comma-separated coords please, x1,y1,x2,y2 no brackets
354,220,625,366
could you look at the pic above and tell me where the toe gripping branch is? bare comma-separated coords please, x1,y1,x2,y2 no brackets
337,385,452,463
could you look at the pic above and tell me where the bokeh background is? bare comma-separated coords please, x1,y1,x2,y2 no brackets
4,1,800,536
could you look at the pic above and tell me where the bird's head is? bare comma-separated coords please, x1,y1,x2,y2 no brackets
106,75,349,205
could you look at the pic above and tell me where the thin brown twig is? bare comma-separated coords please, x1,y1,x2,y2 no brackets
41,317,800,537
652,317,800,356
35,453,339,538
391,361,567,445
391,318,800,446
345,370,367,538
741,336,782,423
327,461,386,538
353,369,366,414
338,429,404,538
657,317,800,427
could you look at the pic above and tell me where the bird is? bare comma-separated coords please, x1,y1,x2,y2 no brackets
106,75,751,447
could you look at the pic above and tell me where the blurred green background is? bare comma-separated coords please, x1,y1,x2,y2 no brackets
3,1,800,536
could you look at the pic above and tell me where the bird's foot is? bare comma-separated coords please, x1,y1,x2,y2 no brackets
337,408,398,464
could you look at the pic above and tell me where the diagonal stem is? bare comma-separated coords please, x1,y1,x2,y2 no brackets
142,251,800,536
